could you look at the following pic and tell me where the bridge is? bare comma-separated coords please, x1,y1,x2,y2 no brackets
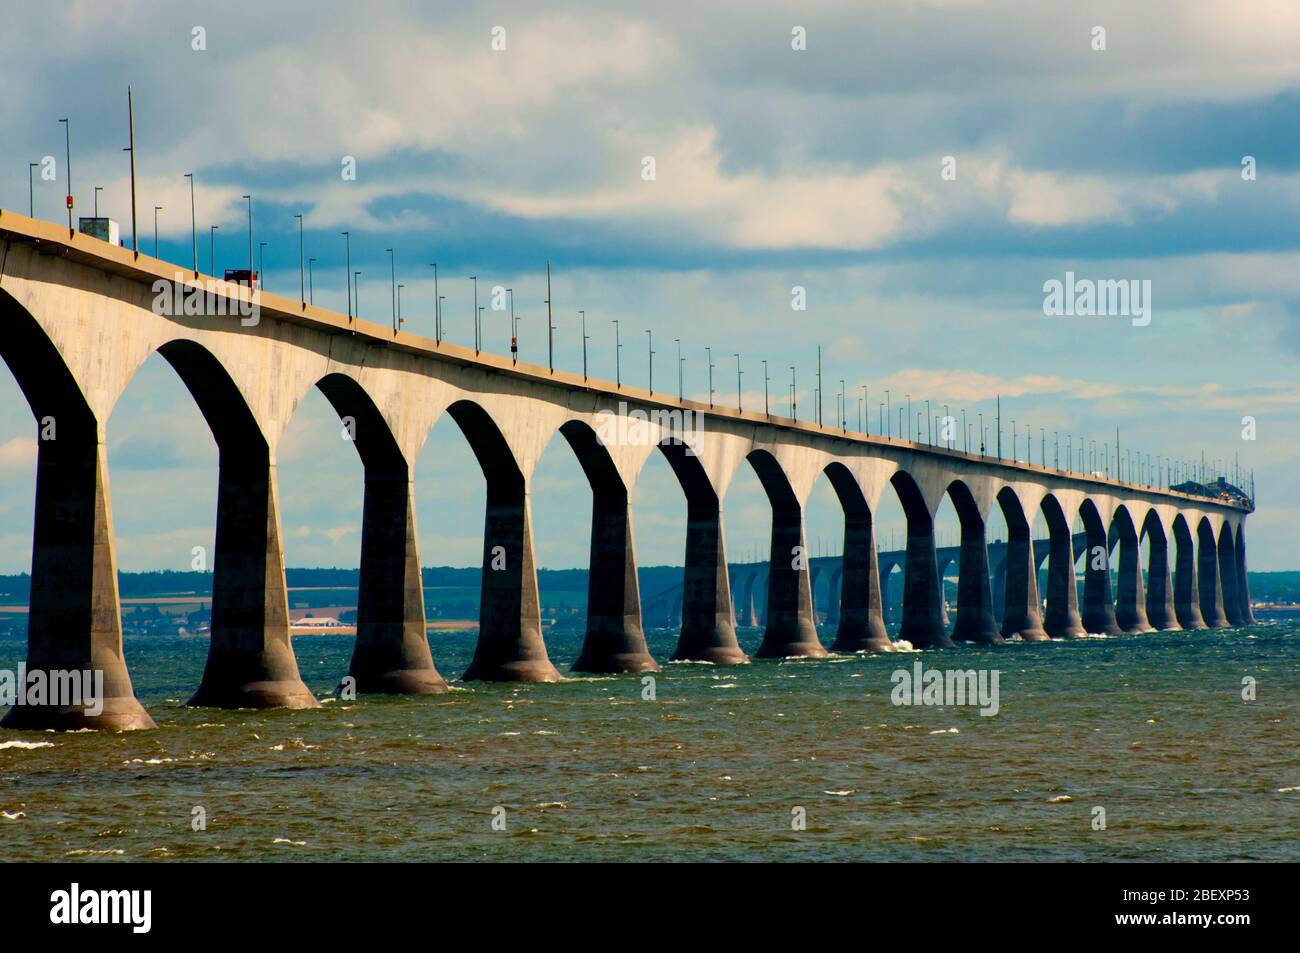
0,211,1255,731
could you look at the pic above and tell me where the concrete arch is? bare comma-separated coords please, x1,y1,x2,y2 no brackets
1111,505,1153,634
558,419,658,673
823,461,890,652
658,437,744,663
889,469,950,647
1171,513,1206,629
1078,497,1121,635
946,479,1001,644
440,398,557,681
995,486,1048,640
1140,509,1179,631
0,288,153,730
1040,493,1085,638
310,372,448,695
747,448,825,658
155,339,318,711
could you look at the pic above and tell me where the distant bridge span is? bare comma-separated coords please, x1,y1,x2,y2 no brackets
0,212,1255,730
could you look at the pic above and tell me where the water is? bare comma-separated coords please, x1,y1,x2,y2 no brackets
0,624,1295,861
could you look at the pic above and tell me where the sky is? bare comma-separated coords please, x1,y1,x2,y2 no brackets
1,0,1298,578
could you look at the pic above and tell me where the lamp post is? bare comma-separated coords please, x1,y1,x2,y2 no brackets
646,329,654,394
242,194,253,279
736,354,744,411
354,271,362,319
387,248,396,333
613,319,621,386
468,276,479,352
428,264,440,341
580,310,588,380
342,231,352,318
706,347,715,407
184,174,196,274
675,338,682,399
209,225,219,276
885,390,891,438
762,359,769,417
308,258,316,305
862,385,869,435
789,365,795,418
27,162,38,217
508,287,517,361
295,213,305,305
397,284,405,329
153,205,161,256
58,117,72,232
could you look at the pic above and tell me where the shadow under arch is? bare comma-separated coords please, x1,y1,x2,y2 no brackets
155,339,319,710
822,462,891,652
995,486,1048,640
0,288,154,730
746,449,826,658
309,372,448,694
889,469,951,648
1111,505,1153,634
1040,493,1086,638
658,438,746,663
556,419,658,673
945,479,1001,644
1077,498,1121,635
1139,510,1179,631
1196,516,1228,627
444,398,559,682
1171,513,1206,629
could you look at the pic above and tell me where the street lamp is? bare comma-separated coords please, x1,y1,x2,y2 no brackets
387,248,396,333
184,174,196,274
675,338,682,399
28,162,38,217
580,310,588,380
468,276,479,352
397,284,405,329
646,329,654,394
153,205,161,256
58,117,72,232
706,347,714,407
736,354,744,411
789,365,796,418
308,258,316,305
613,318,621,386
355,271,362,319
242,194,253,280
762,359,769,417
342,231,352,318
295,213,305,305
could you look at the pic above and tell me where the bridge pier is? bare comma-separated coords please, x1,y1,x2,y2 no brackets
462,490,560,681
2,437,155,731
1000,530,1049,641
671,498,746,663
950,511,1001,644
755,504,826,658
899,513,952,648
1081,530,1121,636
1114,518,1154,634
1218,529,1244,626
1235,528,1257,625
1143,526,1180,631
1043,520,1086,639
830,512,891,653
189,457,320,709
344,471,448,694
1173,522,1207,629
572,492,658,673
1197,522,1228,628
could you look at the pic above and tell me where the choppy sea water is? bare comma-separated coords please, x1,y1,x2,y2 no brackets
0,624,1295,862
